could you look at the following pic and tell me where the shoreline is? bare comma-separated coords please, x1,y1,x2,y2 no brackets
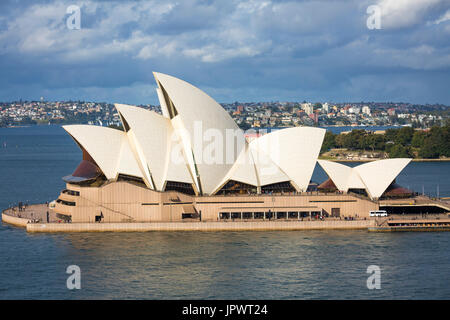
23,220,376,233
4,204,449,233
1,205,375,232
319,157,450,162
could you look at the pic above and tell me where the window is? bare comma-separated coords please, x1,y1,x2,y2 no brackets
261,181,296,194
56,199,76,206
217,180,257,195
164,181,195,195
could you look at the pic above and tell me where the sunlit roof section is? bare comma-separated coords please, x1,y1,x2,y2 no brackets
62,73,333,196
319,158,412,199
115,104,174,190
355,158,412,199
153,72,244,195
63,125,135,180
251,127,326,191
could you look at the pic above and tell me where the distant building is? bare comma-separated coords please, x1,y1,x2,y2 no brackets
342,105,351,114
362,106,371,115
309,112,318,124
301,103,314,115
348,106,360,114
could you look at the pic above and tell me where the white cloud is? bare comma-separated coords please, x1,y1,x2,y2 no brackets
136,40,177,60
0,0,450,103
183,44,263,63
432,10,450,24
237,0,271,14
376,0,443,29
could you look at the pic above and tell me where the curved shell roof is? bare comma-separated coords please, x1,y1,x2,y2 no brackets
63,125,142,180
355,158,412,199
251,127,326,191
153,72,242,195
317,160,354,191
115,103,192,190
214,143,259,190
63,72,327,195
318,158,412,199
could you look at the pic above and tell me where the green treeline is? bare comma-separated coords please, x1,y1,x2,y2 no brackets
321,122,450,159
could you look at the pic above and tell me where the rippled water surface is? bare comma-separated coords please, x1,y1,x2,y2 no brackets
0,125,449,299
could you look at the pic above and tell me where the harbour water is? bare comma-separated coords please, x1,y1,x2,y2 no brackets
0,125,449,299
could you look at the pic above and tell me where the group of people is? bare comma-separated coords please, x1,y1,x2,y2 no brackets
16,201,28,212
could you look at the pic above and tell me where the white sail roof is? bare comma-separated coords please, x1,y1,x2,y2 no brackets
115,103,192,190
251,127,326,191
211,127,326,192
116,133,144,179
212,143,259,193
63,125,142,180
251,144,290,186
355,158,412,199
162,125,195,186
63,72,329,196
318,158,412,199
153,72,243,195
317,160,354,191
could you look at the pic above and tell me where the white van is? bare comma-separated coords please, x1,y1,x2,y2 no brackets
369,210,388,217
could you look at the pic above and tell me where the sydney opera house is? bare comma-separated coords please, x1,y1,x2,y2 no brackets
53,72,413,223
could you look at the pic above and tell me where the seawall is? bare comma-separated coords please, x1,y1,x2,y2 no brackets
1,212,30,227
26,220,375,233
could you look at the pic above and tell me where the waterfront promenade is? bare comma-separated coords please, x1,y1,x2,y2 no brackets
2,203,375,232
1,204,59,227
4,203,450,233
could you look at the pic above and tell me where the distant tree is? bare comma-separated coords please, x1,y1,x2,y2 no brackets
385,142,394,154
335,133,346,148
394,126,414,146
364,133,385,151
418,126,443,158
384,128,397,142
411,121,421,128
419,141,440,158
443,124,450,157
419,125,450,158
0,117,8,127
345,129,366,150
18,116,37,125
411,131,426,148
322,119,449,159
388,144,412,158
320,131,336,153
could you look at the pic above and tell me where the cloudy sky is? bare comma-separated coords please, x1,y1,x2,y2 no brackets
0,0,449,104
